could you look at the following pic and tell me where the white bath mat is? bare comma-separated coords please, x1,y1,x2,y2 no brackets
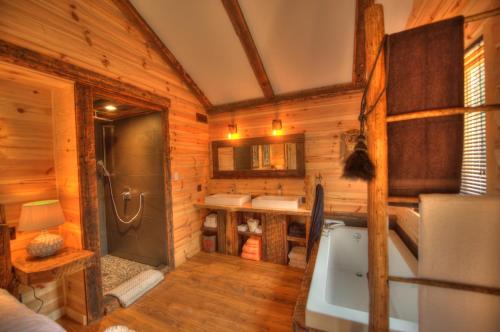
106,270,164,307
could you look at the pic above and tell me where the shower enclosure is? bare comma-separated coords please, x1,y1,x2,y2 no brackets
94,105,168,268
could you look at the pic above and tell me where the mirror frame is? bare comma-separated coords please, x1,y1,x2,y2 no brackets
212,133,305,178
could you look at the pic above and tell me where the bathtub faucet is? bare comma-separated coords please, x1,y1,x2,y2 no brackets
322,219,345,236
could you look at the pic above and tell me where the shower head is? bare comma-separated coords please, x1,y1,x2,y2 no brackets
97,160,111,177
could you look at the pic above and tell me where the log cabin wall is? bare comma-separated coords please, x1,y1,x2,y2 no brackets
208,92,368,212
0,0,209,266
0,74,84,320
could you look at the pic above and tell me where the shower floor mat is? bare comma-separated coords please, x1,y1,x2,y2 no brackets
101,255,154,294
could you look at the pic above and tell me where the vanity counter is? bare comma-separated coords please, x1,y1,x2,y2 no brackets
194,201,311,217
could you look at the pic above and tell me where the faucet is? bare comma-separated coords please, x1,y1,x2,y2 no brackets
277,183,283,196
230,183,236,194
322,220,345,236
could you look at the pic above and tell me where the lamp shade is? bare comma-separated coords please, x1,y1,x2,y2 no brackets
18,200,65,232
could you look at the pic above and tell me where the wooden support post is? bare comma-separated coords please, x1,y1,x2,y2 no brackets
365,4,389,332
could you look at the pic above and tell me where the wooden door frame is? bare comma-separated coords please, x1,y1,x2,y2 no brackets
0,39,175,323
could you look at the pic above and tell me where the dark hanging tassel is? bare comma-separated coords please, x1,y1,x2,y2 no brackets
343,134,375,181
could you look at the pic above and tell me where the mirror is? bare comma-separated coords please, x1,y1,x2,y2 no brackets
212,134,305,178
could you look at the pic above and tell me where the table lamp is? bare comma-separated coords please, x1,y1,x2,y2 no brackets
18,200,65,257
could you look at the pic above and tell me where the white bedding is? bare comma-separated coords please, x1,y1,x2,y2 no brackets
0,288,66,332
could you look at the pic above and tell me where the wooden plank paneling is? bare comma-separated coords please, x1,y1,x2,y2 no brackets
0,0,209,268
110,0,212,108
209,82,364,114
0,79,56,204
208,91,367,212
0,73,82,321
406,0,499,48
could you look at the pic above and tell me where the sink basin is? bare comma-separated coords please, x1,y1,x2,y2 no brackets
204,194,251,206
252,195,300,210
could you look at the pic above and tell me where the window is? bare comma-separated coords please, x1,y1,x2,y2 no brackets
460,39,487,195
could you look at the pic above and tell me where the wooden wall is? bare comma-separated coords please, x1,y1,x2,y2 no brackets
0,79,56,206
0,71,85,320
0,0,209,266
406,0,499,48
0,77,63,319
208,92,367,213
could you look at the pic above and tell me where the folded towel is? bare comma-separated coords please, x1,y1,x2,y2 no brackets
241,251,261,261
237,224,249,232
204,220,217,228
288,223,306,237
288,246,306,261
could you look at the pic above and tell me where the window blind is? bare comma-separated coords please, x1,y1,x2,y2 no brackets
460,39,487,195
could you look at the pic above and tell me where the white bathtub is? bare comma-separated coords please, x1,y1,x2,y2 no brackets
306,223,418,332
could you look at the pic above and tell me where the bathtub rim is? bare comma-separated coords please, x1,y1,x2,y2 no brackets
305,223,418,332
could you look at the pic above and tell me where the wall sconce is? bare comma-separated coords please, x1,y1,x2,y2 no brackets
272,119,282,136
227,123,238,139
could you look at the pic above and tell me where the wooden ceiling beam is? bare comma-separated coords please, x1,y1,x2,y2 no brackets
221,0,274,99
111,0,212,108
209,81,364,114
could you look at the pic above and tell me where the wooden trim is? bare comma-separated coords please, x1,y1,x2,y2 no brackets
393,223,418,259
75,85,176,322
353,0,374,83
464,7,500,23
209,82,364,114
0,39,170,108
365,4,389,331
93,90,176,269
74,83,103,323
0,224,15,294
387,104,500,123
160,108,176,269
388,276,500,296
221,0,274,98
111,0,212,108
388,196,419,203
211,133,306,179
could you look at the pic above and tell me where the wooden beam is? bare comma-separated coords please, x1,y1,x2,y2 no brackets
365,4,389,332
388,196,419,204
386,104,500,123
0,224,13,293
74,83,103,323
209,82,364,114
388,276,500,296
464,7,500,23
221,0,274,98
353,0,375,83
111,0,212,108
0,39,170,108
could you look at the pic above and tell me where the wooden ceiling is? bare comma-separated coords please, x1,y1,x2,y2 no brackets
116,0,414,113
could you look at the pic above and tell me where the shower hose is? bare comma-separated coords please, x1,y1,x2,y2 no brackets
98,161,144,224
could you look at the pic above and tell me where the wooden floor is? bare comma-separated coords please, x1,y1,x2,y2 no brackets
59,252,304,332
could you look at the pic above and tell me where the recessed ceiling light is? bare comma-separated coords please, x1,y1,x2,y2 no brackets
104,104,117,111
